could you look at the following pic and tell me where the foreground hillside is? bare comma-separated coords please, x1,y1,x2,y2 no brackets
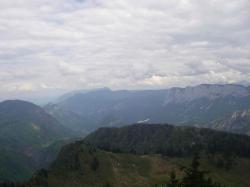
0,100,73,181
14,124,250,187
24,142,250,187
45,84,250,135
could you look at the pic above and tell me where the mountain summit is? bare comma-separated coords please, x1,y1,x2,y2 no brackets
164,84,250,104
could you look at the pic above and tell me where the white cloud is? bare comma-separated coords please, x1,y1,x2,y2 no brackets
0,0,249,98
57,61,85,76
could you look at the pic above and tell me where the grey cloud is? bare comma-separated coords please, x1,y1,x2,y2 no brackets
0,0,249,97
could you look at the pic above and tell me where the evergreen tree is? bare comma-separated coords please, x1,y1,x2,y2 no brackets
181,153,223,187
91,157,99,171
167,170,179,187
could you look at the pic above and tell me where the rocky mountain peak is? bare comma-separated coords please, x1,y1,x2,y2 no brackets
164,84,250,104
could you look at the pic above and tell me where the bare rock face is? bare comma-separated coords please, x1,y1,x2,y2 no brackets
210,109,250,135
164,84,250,104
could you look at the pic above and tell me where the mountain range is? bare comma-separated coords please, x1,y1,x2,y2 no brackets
45,84,250,135
1,84,250,183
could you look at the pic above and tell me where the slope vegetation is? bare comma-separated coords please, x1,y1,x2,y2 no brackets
21,124,250,187
0,100,72,181
85,124,250,157
25,142,250,187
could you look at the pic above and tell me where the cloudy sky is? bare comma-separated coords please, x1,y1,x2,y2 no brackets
0,0,250,100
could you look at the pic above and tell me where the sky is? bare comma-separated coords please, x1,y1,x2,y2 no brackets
0,0,250,100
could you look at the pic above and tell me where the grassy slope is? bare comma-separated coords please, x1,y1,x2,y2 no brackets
29,143,250,187
167,157,250,187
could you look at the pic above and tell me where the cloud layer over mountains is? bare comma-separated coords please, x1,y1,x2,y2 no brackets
0,0,249,97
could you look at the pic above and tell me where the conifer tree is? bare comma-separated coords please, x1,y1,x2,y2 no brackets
167,170,179,187
181,153,223,187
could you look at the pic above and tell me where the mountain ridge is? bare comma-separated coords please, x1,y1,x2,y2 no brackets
84,123,250,157
45,84,250,135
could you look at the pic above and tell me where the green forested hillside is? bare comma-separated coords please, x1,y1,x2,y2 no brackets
22,142,250,187
85,124,250,157
0,100,73,181
8,124,250,187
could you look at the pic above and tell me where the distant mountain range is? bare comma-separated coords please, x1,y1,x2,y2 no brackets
0,100,73,181
45,84,250,135
1,84,250,182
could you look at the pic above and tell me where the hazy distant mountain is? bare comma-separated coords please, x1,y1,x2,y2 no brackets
54,87,111,103
163,84,249,104
208,110,250,135
45,84,250,134
0,100,72,181
44,103,94,135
